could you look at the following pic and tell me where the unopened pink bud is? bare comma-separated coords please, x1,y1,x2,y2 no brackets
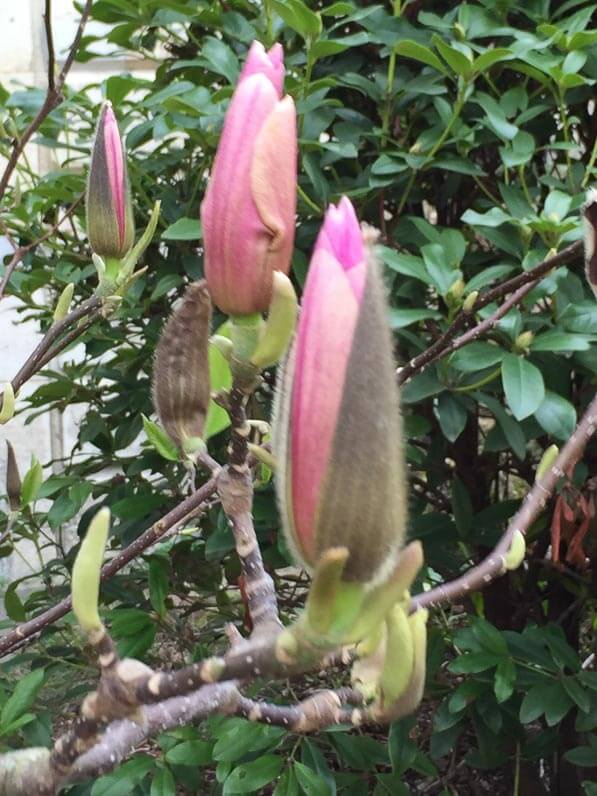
274,198,407,582
201,41,297,315
86,102,134,259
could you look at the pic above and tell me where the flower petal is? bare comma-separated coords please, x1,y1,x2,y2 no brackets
290,250,359,561
240,41,284,96
201,74,279,314
251,95,297,275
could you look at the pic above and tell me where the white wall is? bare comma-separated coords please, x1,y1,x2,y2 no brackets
0,1,155,587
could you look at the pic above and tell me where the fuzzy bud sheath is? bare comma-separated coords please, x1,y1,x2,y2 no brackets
583,188,597,298
86,102,134,259
152,281,212,454
200,41,297,315
274,197,407,583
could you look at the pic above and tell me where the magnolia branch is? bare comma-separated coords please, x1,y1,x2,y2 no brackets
0,0,93,201
412,390,597,611
218,384,281,635
3,385,591,794
0,477,217,658
0,295,103,412
397,239,583,385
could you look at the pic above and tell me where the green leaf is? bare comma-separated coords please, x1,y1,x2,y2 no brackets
449,652,501,674
148,557,169,619
381,248,432,285
142,415,179,461
543,190,572,222
91,756,155,796
0,668,45,731
401,368,444,404
562,677,591,714
461,207,513,228
476,393,527,461
204,333,233,440
472,618,508,656
151,767,176,796
433,36,472,76
388,307,443,329
161,218,202,240
394,40,448,75
165,740,214,766
473,48,513,72
223,755,283,795
292,762,330,796
3,582,26,621
20,456,43,506
494,658,516,703
534,391,577,440
421,243,460,295
271,0,321,39
531,331,592,351
273,768,299,796
435,393,467,442
564,745,597,767
202,37,240,84
449,342,505,372
501,354,545,421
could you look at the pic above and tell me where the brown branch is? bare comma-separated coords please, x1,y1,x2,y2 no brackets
411,390,597,611
0,0,93,202
43,0,56,93
219,384,281,635
0,477,218,658
396,240,583,385
1,295,103,404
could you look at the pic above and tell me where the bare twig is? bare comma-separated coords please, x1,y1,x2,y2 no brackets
0,0,93,201
397,240,583,385
43,0,56,93
1,295,102,403
219,384,281,635
411,390,597,611
0,477,218,658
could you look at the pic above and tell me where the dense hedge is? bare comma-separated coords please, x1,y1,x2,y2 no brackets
1,1,596,794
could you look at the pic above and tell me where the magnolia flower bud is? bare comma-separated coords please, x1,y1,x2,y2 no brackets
86,102,134,259
201,41,297,315
72,507,110,634
583,188,597,297
152,281,211,453
274,198,407,583
53,283,74,322
0,383,15,424
5,440,21,512
514,330,534,353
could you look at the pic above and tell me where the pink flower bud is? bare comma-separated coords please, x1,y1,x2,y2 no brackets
201,41,297,315
274,198,407,582
86,102,134,259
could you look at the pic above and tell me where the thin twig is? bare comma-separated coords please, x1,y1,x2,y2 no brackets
397,240,583,385
43,0,56,93
0,477,218,658
218,384,282,635
411,391,597,611
0,0,93,201
2,295,102,401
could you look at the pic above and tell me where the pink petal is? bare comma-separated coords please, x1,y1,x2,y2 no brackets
240,41,284,97
250,95,297,276
103,104,125,246
201,74,279,314
315,196,365,280
290,249,359,560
